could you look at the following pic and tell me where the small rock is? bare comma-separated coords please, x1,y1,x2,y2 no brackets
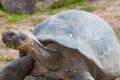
1,0,35,14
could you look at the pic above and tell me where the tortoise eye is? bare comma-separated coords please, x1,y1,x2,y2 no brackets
8,33,15,38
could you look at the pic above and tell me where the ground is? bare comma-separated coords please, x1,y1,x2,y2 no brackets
0,0,120,79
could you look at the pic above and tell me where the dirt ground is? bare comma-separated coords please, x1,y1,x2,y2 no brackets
0,0,120,79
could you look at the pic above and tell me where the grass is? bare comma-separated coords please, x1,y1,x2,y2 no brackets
115,15,120,21
0,0,93,23
5,14,30,23
51,0,85,9
5,56,15,61
0,0,95,23
34,7,65,15
80,5,96,12
0,55,15,62
35,1,96,15
32,18,45,26
0,5,30,23
114,28,120,41
0,57,4,61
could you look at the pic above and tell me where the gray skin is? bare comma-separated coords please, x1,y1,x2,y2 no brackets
0,56,34,80
1,29,116,80
2,30,97,80
2,10,120,80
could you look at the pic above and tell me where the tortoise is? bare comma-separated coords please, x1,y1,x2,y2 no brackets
2,10,120,80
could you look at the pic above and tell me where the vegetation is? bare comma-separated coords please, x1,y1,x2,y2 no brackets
0,57,4,61
115,15,120,21
114,28,120,41
6,41,14,48
0,56,15,62
80,5,96,12
0,0,97,23
0,5,29,23
32,18,45,26
5,56,15,61
5,14,29,23
51,0,84,9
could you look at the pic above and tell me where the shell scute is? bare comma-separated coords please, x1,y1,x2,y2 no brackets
33,10,120,75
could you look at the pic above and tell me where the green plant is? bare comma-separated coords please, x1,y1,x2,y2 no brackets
34,7,63,15
34,0,85,15
5,56,15,61
80,5,96,12
32,18,45,26
114,28,120,41
115,15,120,21
0,57,4,61
6,41,15,48
0,56,15,62
51,0,84,9
5,14,30,23
0,5,30,23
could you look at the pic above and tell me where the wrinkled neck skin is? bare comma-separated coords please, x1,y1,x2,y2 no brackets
24,38,61,70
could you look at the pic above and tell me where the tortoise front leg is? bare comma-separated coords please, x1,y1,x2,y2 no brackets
44,72,63,80
75,65,96,80
76,71,95,80
0,56,34,80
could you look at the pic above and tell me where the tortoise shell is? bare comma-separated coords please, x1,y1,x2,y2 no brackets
33,10,120,76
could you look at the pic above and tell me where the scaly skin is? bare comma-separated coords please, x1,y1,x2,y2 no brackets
0,56,34,80
3,29,114,80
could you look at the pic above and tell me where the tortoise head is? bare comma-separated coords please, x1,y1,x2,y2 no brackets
2,29,37,50
2,29,62,70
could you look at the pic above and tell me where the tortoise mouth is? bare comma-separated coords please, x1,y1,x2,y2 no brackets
2,30,17,48
4,41,15,48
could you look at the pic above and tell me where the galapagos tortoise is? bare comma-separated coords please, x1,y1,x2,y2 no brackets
2,10,120,80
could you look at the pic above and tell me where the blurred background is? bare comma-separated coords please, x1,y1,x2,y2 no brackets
0,0,120,79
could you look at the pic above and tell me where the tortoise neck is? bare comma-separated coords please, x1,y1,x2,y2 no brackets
26,40,61,70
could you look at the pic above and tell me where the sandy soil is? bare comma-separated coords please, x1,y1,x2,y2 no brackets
86,0,120,29
0,0,120,79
